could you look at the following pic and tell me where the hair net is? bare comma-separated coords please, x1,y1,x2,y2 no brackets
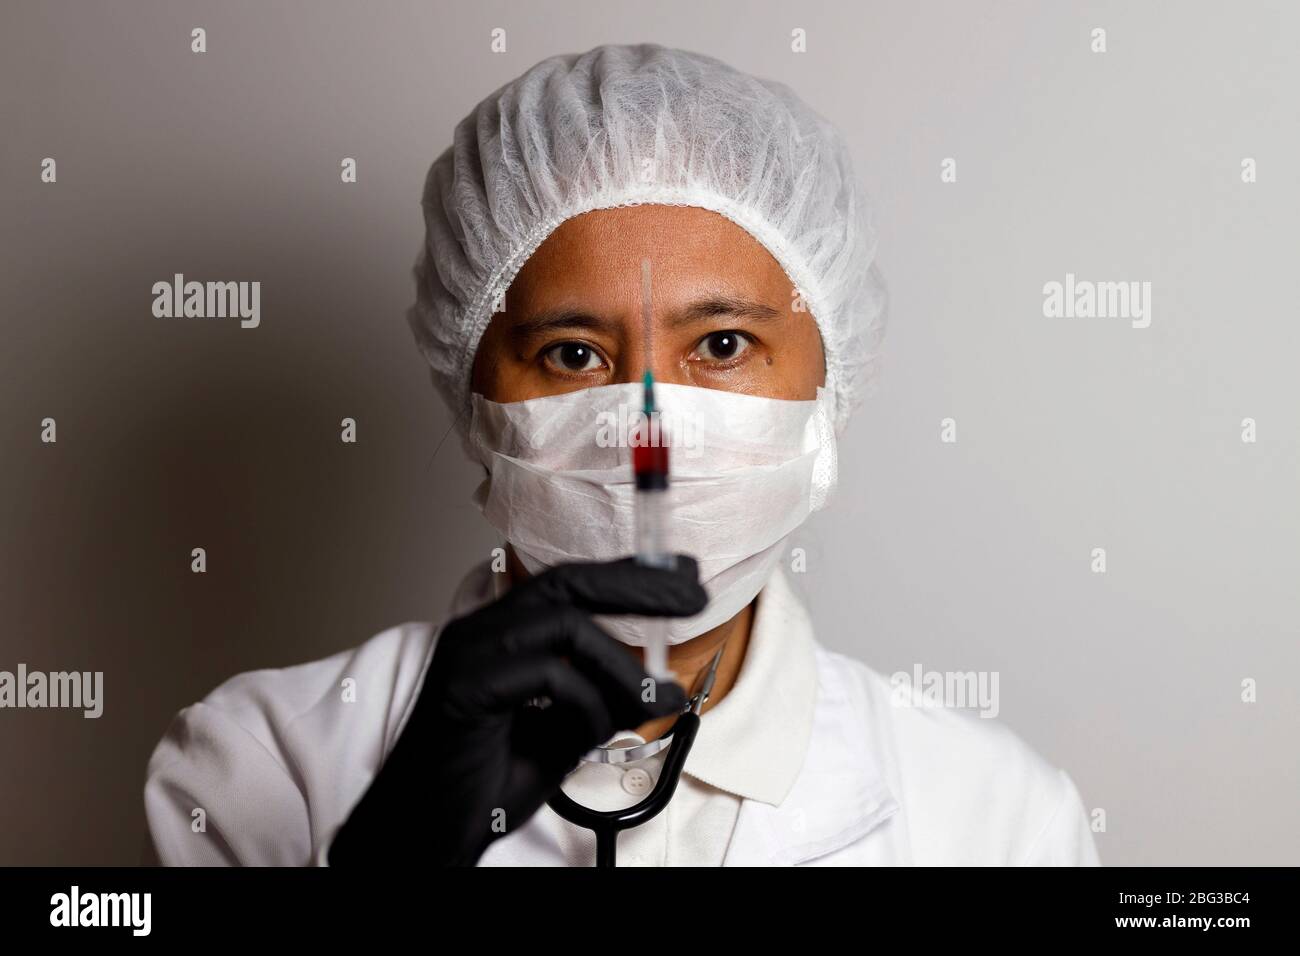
407,43,887,434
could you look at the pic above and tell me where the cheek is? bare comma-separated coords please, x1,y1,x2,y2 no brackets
469,341,495,396
806,327,827,388
477,364,538,404
470,329,526,400
768,321,826,400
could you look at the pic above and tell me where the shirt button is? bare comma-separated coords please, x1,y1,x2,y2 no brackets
622,767,653,796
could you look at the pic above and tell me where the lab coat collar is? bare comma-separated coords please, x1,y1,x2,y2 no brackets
721,636,901,866
680,567,818,807
711,570,899,866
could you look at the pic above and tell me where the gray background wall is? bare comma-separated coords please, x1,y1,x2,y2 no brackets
1,0,1296,865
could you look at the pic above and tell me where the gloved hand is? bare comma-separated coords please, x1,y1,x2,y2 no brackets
327,556,707,867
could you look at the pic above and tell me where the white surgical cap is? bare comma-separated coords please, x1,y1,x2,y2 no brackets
407,43,887,434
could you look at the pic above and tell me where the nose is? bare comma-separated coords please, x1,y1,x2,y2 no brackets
615,339,680,386
614,320,696,389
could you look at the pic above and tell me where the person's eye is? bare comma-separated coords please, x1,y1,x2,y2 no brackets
542,341,608,374
691,330,752,364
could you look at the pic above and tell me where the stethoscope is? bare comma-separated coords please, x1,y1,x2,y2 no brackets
545,643,726,867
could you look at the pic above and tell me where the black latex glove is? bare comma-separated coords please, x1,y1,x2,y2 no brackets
327,556,708,867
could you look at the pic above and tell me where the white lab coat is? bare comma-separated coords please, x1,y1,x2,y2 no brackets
144,564,1100,867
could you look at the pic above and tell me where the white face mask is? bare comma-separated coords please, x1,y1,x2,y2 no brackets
467,381,837,646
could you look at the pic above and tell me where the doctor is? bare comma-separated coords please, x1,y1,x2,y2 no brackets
144,44,1099,867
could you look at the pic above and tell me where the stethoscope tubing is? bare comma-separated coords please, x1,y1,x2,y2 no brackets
545,642,723,867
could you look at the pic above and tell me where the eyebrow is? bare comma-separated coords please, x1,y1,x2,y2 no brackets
508,295,782,341
507,311,608,342
670,295,782,327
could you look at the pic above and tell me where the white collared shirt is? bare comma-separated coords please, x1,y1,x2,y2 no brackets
144,563,1100,867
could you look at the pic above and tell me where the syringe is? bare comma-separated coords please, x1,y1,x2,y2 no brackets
635,258,673,681
634,368,674,680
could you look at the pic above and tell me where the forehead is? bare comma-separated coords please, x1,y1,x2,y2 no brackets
507,205,792,310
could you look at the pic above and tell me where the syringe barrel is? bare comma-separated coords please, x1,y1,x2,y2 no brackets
635,487,675,570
